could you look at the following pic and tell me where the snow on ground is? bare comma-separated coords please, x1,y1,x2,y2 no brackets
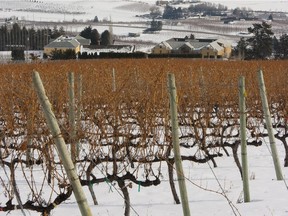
1,138,288,216
0,1,288,215
0,0,287,23
0,0,154,22
200,0,288,12
1,0,287,49
0,51,11,62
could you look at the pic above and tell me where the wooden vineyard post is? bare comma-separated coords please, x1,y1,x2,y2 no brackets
32,71,92,216
239,76,250,202
76,74,98,205
257,69,283,180
167,73,191,216
76,73,83,157
112,68,116,92
26,115,33,167
26,82,36,167
26,137,33,167
68,72,77,164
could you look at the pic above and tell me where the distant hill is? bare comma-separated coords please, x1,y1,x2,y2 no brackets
0,0,287,23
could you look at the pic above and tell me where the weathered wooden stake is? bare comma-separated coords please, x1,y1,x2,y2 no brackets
26,84,35,167
258,69,283,180
239,76,250,202
76,73,83,157
32,71,92,216
112,68,116,92
68,72,77,164
168,73,191,216
26,137,33,167
76,74,99,205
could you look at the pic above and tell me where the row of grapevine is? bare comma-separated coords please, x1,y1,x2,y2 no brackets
0,59,287,215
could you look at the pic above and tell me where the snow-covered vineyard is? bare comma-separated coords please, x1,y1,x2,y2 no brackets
0,59,287,215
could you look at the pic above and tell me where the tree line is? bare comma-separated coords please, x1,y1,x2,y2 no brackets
79,25,113,46
0,23,65,51
0,23,114,53
160,2,228,19
1,23,114,61
235,21,288,60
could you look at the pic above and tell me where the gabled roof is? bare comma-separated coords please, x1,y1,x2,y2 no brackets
179,42,194,50
161,41,173,49
165,38,211,51
166,38,187,50
215,39,231,47
70,39,81,47
44,35,80,49
154,37,231,54
189,41,210,50
75,35,91,46
206,41,223,51
45,41,78,49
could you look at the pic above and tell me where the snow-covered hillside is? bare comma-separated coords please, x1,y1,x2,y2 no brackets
198,0,288,12
0,0,287,53
0,0,287,22
0,0,154,22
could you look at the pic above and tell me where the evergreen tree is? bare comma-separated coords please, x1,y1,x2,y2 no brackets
0,25,8,50
80,26,100,45
175,7,183,18
59,26,65,36
22,26,29,49
162,5,182,19
0,24,53,51
36,29,42,50
235,37,250,60
91,29,100,45
11,23,21,47
247,21,274,59
28,28,36,50
163,5,174,19
93,16,99,22
189,2,227,15
80,26,92,39
51,26,59,39
100,30,111,46
189,34,195,39
279,34,288,59
272,36,280,59
150,19,163,31
51,25,63,39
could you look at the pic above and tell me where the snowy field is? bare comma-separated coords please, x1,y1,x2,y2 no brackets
0,0,288,52
1,139,288,216
199,0,288,12
0,2,288,215
0,0,154,22
1,0,287,53
0,0,287,23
